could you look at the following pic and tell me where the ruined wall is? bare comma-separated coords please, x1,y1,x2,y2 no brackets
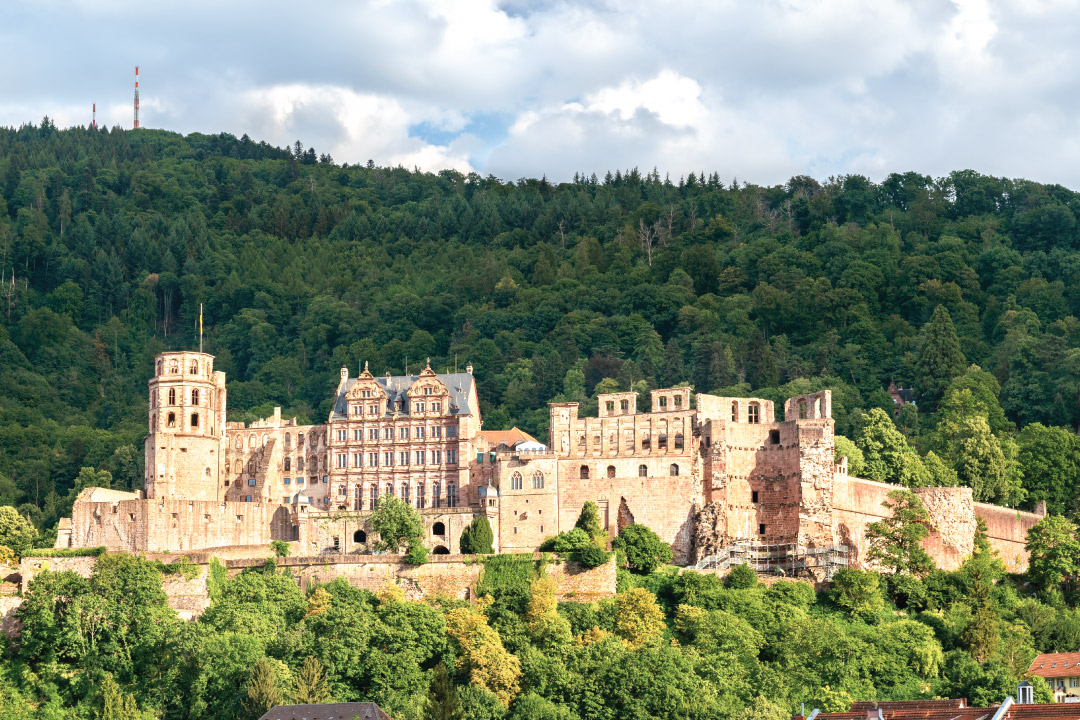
296,507,479,555
496,455,561,554
69,498,291,553
228,553,616,603
975,502,1044,572
0,595,20,638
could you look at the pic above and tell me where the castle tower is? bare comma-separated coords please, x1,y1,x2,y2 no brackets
146,352,227,501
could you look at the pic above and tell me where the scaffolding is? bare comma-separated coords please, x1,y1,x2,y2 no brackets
691,541,850,580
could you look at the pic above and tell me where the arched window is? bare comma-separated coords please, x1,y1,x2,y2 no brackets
533,471,545,489
386,483,394,498
369,485,378,511
168,388,176,405
156,360,162,375
417,482,426,509
748,403,760,424
205,467,211,476
731,401,738,422
191,389,200,405
638,464,648,477
433,482,442,508
191,413,199,428
670,463,679,476
674,432,684,449
511,471,523,490
190,361,198,374
433,521,446,536
607,465,616,478
353,529,367,543
167,412,176,428
284,457,291,471
170,360,179,374
401,484,410,504
579,465,590,480
297,457,304,472
447,481,458,508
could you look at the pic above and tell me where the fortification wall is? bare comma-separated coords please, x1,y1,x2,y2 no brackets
226,553,616,602
0,595,20,638
68,498,291,552
296,508,478,555
975,502,1044,572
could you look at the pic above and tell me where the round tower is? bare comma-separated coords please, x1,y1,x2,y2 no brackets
146,352,227,501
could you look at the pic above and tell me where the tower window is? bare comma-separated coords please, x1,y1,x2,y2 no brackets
167,412,176,428
191,389,199,405
670,463,679,476
168,388,176,405
758,523,766,535
748,403,760,424
607,465,616,478
191,413,199,428
752,490,759,503
639,464,647,477
579,465,590,480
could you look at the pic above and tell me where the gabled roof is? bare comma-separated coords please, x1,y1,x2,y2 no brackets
1031,652,1080,677
477,427,538,447
805,699,1080,720
259,702,391,720
332,372,476,420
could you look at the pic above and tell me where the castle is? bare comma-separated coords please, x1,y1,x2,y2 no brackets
55,351,1045,574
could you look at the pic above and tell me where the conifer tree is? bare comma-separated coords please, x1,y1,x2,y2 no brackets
100,674,140,720
746,333,778,389
574,501,605,542
916,305,966,408
242,657,286,720
425,663,464,720
459,515,494,554
662,338,686,387
292,657,331,705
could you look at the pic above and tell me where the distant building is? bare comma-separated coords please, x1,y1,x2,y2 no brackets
887,380,916,414
1030,652,1080,702
259,703,391,720
797,690,1080,720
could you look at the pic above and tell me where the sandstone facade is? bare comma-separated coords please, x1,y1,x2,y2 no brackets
56,350,1043,576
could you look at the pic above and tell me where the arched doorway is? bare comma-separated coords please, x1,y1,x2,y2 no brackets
433,545,450,555
432,521,446,536
353,529,366,544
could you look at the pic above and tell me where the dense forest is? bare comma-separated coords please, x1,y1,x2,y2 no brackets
4,119,1080,535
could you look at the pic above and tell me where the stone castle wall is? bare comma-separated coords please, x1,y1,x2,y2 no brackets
975,502,1044,572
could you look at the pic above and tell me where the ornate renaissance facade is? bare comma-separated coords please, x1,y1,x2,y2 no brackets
56,350,1045,574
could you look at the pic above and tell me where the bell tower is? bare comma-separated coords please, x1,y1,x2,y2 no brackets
146,352,227,501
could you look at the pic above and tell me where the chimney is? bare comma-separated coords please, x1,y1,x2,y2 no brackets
340,366,348,386
466,362,473,375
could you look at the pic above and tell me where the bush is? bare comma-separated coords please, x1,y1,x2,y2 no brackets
539,528,591,554
611,524,672,574
830,568,885,620
23,546,106,558
724,564,758,589
574,501,605,541
461,516,495,554
887,572,928,610
270,540,290,558
574,544,611,568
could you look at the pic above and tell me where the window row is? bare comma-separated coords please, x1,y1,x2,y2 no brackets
335,481,459,510
576,432,684,450
731,402,762,423
508,471,545,490
232,432,321,451
348,400,443,416
334,449,458,468
578,463,679,479
159,411,202,430
159,388,215,409
334,425,456,442
158,359,208,376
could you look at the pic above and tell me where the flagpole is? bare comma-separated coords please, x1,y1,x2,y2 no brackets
199,303,203,353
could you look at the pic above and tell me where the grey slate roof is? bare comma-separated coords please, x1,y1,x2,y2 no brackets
259,702,391,720
331,372,475,420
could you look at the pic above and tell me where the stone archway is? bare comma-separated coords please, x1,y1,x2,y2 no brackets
432,545,450,555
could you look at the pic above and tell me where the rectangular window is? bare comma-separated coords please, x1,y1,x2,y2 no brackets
353,429,361,441
244,497,251,503
400,427,409,439
336,453,347,468
368,428,378,440
400,452,409,465
751,490,759,503
351,405,361,415
284,478,291,485
434,426,442,438
368,452,378,467
417,427,426,438
447,449,457,465
660,396,668,408
368,405,377,415
384,452,394,466
416,451,424,465
383,428,393,439
758,523,766,535
674,395,682,408
284,497,291,504
336,429,346,442
432,402,441,413
448,426,458,438
415,402,425,412
297,477,305,485
1072,679,1079,688
248,478,256,486
432,450,442,464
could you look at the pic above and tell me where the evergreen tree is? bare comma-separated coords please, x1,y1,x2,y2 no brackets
292,657,331,705
916,305,966,408
425,663,464,720
242,658,286,720
460,515,494,554
662,338,686,387
99,673,140,720
745,333,778,389
574,501,605,542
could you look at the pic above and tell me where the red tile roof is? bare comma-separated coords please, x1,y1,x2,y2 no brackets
803,699,1080,720
1030,653,1080,678
477,427,538,447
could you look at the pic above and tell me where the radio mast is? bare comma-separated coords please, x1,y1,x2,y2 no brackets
134,66,140,129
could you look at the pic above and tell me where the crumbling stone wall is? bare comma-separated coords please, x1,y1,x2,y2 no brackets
975,501,1044,572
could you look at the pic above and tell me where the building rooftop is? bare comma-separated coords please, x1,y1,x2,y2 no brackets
332,371,476,420
803,698,1080,720
477,427,538,448
259,702,391,720
1031,653,1080,678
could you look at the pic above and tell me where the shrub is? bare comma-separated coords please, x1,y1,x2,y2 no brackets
574,502,605,542
23,546,106,558
611,523,672,574
539,528,591,554
574,544,611,568
270,540,290,558
724,563,758,589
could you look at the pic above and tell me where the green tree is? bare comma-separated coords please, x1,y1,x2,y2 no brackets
1025,514,1080,591
0,505,36,557
292,656,331,705
855,409,930,487
949,415,1017,504
242,657,288,720
724,563,758,589
916,305,966,408
1017,423,1080,514
370,494,428,564
865,489,935,576
573,501,605,543
611,523,672,574
833,435,865,476
425,662,464,720
460,516,494,554
99,673,140,720
829,568,885,620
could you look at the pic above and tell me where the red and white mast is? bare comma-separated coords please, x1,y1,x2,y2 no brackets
92,103,96,129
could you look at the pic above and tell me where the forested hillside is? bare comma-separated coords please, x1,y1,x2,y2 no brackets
4,120,1080,539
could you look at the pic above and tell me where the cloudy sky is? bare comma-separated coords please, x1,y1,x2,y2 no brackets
2,0,1079,186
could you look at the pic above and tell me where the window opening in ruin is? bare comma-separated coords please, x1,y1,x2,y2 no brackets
333,536,340,550
799,400,807,419
157,360,162,375
606,401,614,412
674,395,682,408
674,433,684,449
191,389,200,405
639,464,647,477
190,362,198,374
511,472,523,490
433,482,442,508
532,471,545,489
284,457,291,471
167,412,176,428
752,491,759,503
284,433,291,449
758,524,766,535
731,402,738,422
354,529,366,543
748,403,760,424
660,396,668,409
670,464,679,476
579,465,589,480
191,413,199,428
433,521,445,536
205,467,211,476
769,430,780,444
607,465,616,479
641,433,650,449
298,432,304,447
620,399,629,412
297,457,304,472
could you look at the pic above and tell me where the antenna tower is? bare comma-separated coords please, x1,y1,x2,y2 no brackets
133,66,140,129
92,103,96,129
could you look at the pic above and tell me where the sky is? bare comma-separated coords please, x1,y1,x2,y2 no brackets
3,0,1080,187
